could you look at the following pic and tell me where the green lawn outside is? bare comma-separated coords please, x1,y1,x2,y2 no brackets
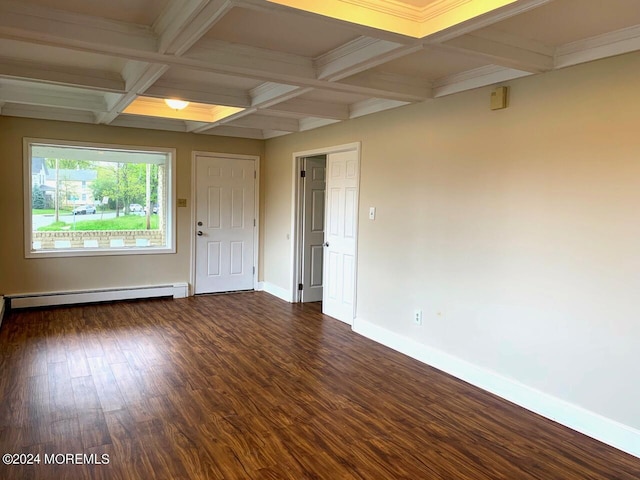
32,208,117,215
38,214,159,231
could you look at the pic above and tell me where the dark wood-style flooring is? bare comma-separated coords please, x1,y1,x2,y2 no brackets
0,292,638,479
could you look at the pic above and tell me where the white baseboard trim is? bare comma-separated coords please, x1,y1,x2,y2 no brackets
255,281,265,291
7,283,189,309
353,317,640,459
262,282,293,302
0,296,5,328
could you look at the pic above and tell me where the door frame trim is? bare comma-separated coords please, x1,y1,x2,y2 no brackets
290,142,361,309
190,151,261,296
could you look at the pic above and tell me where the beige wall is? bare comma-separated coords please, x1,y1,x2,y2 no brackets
263,51,640,430
0,117,263,294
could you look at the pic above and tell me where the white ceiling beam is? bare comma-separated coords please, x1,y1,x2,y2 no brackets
145,80,251,108
0,83,107,112
432,65,530,98
189,82,311,133
0,6,429,103
263,98,350,120
156,0,234,55
0,58,125,93
315,37,423,81
111,115,190,132
338,71,432,101
97,62,169,124
186,39,317,82
91,0,233,125
202,125,266,139
555,24,640,69
425,0,555,43
440,30,554,73
0,103,97,124
227,113,300,132
349,98,410,119
0,0,157,54
250,83,312,108
298,117,341,132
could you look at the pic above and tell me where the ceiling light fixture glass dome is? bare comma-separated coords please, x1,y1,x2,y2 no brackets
164,99,190,110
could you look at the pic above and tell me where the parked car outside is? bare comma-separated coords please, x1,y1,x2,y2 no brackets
129,203,143,212
144,204,158,214
73,205,96,215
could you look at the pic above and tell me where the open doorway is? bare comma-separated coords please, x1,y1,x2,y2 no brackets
297,155,326,303
291,143,360,325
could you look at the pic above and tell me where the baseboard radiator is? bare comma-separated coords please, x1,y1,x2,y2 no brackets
7,283,189,309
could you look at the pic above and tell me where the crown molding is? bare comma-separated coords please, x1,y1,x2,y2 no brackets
340,0,471,23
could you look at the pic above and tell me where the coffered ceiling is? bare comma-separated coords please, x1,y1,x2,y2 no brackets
0,0,639,140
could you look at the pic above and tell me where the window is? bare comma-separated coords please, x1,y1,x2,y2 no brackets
24,139,175,257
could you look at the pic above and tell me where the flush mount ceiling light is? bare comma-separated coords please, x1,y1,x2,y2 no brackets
266,0,518,38
164,98,190,110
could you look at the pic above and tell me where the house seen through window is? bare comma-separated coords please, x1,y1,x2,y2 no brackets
26,140,175,257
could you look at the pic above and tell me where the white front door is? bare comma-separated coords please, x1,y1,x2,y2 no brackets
323,149,359,324
195,155,255,294
301,156,326,302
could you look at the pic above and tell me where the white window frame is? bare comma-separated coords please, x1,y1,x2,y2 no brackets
23,138,176,258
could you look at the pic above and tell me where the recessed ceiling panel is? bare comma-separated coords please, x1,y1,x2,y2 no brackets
24,0,170,26
206,7,360,57
489,0,640,46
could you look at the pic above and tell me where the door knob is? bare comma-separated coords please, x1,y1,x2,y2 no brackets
197,231,203,236
323,242,329,247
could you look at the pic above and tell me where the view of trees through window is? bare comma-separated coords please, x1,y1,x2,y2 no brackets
27,141,173,254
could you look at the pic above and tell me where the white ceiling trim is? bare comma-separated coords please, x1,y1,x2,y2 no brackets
1,102,98,123
0,83,107,112
203,125,266,139
425,0,554,43
0,0,157,53
227,113,300,132
341,0,471,23
338,70,432,101
315,37,423,81
0,58,125,93
146,79,252,108
263,98,351,120
97,63,168,124
440,32,554,73
555,24,640,69
432,64,529,97
349,97,410,118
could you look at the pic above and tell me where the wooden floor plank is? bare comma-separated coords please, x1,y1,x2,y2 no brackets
1,292,639,479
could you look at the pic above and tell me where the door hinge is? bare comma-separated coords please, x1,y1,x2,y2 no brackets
300,170,306,178
253,266,255,275
298,283,303,290
253,219,256,227
254,170,256,179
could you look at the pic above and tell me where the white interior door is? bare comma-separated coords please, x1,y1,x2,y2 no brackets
301,156,326,302
195,155,255,294
323,149,359,323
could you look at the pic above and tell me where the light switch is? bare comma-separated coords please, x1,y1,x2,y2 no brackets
369,207,376,220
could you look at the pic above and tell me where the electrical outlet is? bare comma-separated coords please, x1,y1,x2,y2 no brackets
414,309,423,326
